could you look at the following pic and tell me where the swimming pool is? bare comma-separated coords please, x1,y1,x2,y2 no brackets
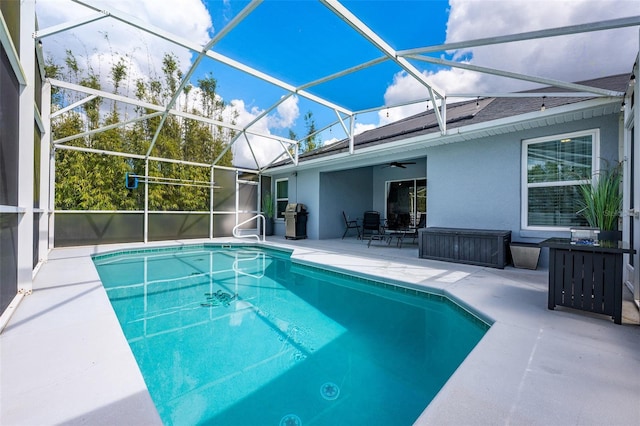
93,244,489,425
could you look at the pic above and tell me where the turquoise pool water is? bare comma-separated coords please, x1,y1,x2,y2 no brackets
93,244,489,426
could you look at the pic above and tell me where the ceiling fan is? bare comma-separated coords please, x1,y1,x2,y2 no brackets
383,161,416,169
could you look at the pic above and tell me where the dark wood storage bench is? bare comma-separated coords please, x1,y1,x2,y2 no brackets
418,227,511,269
540,238,635,324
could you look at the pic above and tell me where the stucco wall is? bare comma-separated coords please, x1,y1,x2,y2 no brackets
270,169,322,239
266,112,621,263
372,160,427,216
427,114,620,269
426,115,620,245
319,167,374,239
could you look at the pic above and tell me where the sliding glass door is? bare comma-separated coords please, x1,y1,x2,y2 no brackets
385,178,426,228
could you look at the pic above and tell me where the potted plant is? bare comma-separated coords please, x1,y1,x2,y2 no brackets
261,191,275,236
577,161,623,241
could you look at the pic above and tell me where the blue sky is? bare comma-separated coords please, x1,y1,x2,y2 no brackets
36,0,639,168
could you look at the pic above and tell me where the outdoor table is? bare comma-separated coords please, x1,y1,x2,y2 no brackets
540,238,635,324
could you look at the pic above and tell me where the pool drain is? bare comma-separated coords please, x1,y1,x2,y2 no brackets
279,413,301,426
320,382,340,400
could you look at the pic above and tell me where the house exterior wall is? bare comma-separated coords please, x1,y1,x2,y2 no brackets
270,167,374,239
270,162,432,239
319,167,374,239
267,112,620,268
270,169,320,238
426,113,620,265
372,160,427,216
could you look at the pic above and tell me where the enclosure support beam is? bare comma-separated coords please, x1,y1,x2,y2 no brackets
16,0,36,295
209,167,215,239
349,115,355,154
322,0,447,134
35,11,108,38
399,15,640,56
50,95,98,118
0,8,26,85
144,160,149,243
409,55,625,97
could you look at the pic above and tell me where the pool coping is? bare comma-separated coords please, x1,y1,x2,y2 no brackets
1,238,639,425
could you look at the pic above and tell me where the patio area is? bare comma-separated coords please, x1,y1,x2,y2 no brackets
1,236,638,425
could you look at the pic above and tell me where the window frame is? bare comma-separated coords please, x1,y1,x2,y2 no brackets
275,178,288,220
521,129,600,231
384,177,427,227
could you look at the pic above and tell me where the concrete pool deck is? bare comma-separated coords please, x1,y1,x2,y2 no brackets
1,237,639,425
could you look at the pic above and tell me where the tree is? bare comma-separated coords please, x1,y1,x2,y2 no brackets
49,47,236,212
298,111,320,153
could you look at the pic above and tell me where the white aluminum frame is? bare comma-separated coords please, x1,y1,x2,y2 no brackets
521,129,601,232
30,0,635,171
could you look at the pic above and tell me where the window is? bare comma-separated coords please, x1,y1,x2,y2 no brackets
385,178,426,228
522,129,599,230
275,179,288,219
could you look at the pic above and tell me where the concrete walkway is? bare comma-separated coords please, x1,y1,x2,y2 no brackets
1,237,638,425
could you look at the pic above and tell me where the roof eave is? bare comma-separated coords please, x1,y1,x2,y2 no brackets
263,96,622,175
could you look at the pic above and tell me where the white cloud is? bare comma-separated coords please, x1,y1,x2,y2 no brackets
354,122,377,135
379,0,637,123
37,0,638,167
377,66,486,125
37,1,299,169
323,137,341,145
267,96,300,129
229,99,293,169
37,1,212,85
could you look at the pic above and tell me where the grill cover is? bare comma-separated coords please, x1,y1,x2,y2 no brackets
284,204,307,239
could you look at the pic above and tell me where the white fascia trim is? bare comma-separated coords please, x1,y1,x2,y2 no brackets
265,97,620,174
440,97,619,141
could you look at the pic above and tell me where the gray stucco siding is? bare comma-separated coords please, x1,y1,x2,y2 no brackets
425,113,621,243
266,111,621,250
319,168,374,239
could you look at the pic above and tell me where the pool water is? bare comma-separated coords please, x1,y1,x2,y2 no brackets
93,245,488,425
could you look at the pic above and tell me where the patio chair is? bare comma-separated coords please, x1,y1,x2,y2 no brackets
361,211,385,247
342,211,361,239
396,214,426,248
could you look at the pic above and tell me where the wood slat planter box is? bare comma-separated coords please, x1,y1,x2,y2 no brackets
419,227,511,269
540,238,635,324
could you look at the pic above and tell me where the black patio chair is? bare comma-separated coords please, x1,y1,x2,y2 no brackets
362,211,382,236
342,211,361,239
362,211,386,247
397,213,426,248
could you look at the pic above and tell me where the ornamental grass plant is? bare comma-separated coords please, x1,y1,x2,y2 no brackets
262,191,274,219
577,161,623,231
